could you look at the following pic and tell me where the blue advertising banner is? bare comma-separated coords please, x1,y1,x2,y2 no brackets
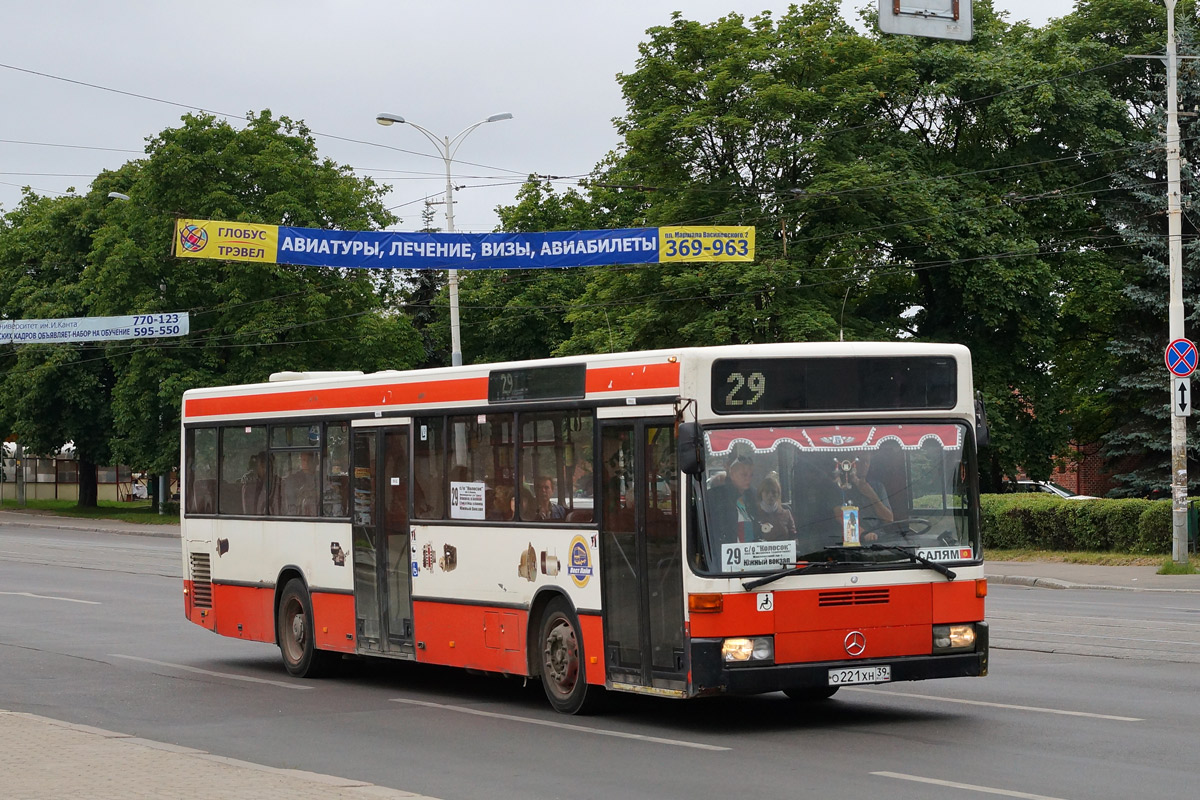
175,219,755,270
276,227,660,270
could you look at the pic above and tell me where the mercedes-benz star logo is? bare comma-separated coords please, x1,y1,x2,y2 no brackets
844,630,866,657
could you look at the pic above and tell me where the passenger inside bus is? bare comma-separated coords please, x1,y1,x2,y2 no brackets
533,475,566,521
755,472,796,540
832,453,892,541
277,451,318,517
488,484,515,520
705,453,756,544
241,453,267,515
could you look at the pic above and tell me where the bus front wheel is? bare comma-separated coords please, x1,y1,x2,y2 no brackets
538,598,599,714
277,579,335,678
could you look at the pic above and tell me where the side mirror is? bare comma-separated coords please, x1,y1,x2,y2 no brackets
974,391,990,449
678,422,704,476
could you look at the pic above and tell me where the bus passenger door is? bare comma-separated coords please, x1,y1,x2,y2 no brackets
352,423,414,657
599,419,686,693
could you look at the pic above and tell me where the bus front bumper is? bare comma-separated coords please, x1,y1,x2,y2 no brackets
690,621,988,696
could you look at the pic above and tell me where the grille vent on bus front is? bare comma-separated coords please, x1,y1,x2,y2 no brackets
818,588,890,607
189,552,212,608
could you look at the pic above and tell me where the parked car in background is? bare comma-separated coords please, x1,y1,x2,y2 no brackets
1010,479,1098,500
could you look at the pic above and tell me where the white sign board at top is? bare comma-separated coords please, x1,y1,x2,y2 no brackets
0,313,189,344
878,0,973,42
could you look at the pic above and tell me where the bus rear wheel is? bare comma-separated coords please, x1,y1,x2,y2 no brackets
277,579,335,678
538,598,599,714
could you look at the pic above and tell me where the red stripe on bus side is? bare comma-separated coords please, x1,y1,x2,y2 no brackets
585,362,680,394
184,376,490,418
577,612,605,685
210,583,275,643
411,600,606,685
197,583,356,655
312,591,356,654
412,600,529,675
184,361,680,419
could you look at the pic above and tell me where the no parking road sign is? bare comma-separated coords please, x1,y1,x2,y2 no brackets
1165,338,1198,377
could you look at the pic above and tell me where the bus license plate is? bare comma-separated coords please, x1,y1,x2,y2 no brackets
828,665,891,686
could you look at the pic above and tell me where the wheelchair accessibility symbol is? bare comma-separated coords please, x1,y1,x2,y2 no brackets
757,592,774,612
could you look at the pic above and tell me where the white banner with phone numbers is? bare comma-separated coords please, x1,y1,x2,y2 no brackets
1,313,189,343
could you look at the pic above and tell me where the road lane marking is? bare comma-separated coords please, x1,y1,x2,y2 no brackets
0,590,99,605
997,627,1200,648
391,698,730,751
846,687,1142,721
873,772,1070,799
110,655,313,690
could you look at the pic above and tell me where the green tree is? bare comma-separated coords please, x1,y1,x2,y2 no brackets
0,191,114,505
493,1,1147,488
1,111,425,499
1097,7,1200,496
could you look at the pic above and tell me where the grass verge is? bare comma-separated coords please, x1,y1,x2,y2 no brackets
1157,558,1199,575
0,499,179,525
986,548,1164,566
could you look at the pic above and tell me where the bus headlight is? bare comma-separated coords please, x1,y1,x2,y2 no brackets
932,624,977,653
722,636,774,663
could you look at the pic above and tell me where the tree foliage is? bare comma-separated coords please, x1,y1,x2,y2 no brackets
479,0,1162,488
1,111,424,499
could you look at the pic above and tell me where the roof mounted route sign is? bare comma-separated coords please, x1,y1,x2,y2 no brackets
1165,338,1198,377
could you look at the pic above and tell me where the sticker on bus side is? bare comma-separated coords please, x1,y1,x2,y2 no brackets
915,547,974,562
568,535,593,587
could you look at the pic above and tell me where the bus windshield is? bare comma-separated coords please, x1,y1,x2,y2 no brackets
694,422,977,574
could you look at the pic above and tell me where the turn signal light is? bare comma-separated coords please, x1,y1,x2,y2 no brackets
688,593,723,613
976,579,988,598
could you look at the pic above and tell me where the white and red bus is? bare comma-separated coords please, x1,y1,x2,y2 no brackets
181,342,988,713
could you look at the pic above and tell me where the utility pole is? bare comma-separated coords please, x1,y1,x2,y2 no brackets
1130,0,1192,563
1166,0,1189,564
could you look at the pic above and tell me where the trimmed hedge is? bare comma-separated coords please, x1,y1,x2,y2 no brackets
980,495,1177,554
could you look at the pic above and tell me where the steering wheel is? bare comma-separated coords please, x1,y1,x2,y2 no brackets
865,517,932,540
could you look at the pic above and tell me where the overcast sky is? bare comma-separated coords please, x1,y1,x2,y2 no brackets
2,0,1083,234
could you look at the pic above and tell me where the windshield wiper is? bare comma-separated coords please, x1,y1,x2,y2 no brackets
742,559,837,591
864,544,957,580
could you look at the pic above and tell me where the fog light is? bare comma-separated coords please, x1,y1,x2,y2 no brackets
722,636,773,663
933,624,977,653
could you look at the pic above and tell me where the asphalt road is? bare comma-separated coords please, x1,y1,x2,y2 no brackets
1,524,1198,800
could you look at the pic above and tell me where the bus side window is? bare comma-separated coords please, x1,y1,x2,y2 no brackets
185,427,218,515
448,413,515,522
322,422,350,517
414,417,446,520
519,410,594,524
220,426,267,516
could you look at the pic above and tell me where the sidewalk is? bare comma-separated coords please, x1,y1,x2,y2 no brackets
0,710,434,800
0,508,179,538
987,559,1200,592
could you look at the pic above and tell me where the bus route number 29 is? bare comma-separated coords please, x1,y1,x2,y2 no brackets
725,371,766,407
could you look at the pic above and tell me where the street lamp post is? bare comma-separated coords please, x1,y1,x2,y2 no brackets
375,111,513,367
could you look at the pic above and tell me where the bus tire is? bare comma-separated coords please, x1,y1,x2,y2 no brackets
783,685,839,702
537,598,599,714
277,579,335,678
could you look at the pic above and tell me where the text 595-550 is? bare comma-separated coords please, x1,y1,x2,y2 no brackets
132,314,180,325
133,325,182,337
